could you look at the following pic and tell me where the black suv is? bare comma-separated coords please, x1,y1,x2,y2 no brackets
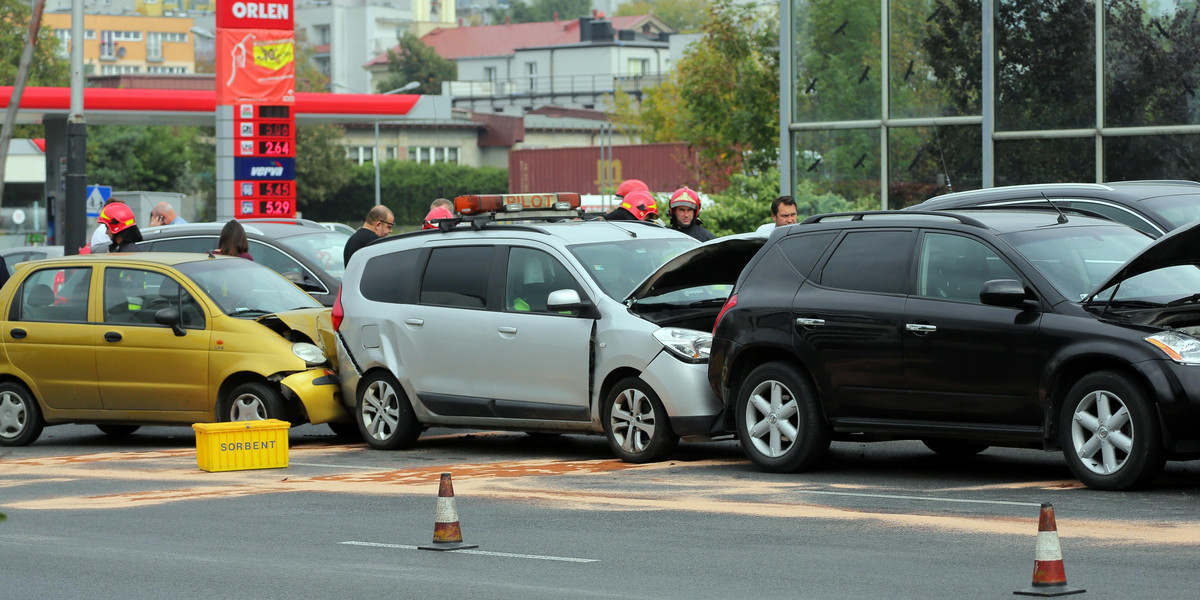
709,209,1200,490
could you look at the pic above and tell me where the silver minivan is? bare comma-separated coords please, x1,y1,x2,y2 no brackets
333,201,758,462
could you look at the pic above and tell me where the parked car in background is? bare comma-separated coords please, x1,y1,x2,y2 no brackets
0,252,352,447
334,193,759,462
710,209,1200,490
135,218,350,306
910,180,1200,237
1,245,65,276
321,222,357,236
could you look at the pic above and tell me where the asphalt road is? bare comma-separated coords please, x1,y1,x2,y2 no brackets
4,424,1200,599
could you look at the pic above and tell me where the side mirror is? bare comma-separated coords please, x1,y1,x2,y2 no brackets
154,307,187,336
546,288,593,316
980,279,1030,308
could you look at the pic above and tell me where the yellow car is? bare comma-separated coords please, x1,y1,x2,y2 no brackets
0,252,352,446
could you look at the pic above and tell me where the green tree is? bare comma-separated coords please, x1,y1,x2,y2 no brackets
376,32,456,95
498,0,591,24
637,0,779,188
701,167,872,236
86,126,201,191
615,0,711,33
293,35,351,217
2,0,69,87
309,161,508,225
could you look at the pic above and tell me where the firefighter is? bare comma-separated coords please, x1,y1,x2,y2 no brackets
668,186,714,241
97,201,143,252
605,179,654,221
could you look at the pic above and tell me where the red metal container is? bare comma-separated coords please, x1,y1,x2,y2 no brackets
509,142,700,194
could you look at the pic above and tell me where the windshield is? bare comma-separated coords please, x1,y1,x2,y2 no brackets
177,257,322,316
1000,224,1191,303
1139,193,1200,229
279,231,350,280
569,238,697,300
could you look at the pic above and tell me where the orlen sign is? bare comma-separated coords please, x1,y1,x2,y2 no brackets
217,0,294,30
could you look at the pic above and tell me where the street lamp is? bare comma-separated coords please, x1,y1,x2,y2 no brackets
329,81,420,205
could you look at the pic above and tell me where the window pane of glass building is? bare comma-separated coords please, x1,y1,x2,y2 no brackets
1106,134,1200,182
995,138,1093,185
794,0,882,122
888,126,982,208
889,0,981,119
793,129,881,208
1105,0,1200,128
996,0,1096,130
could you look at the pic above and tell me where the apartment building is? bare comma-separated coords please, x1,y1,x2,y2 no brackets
42,12,197,76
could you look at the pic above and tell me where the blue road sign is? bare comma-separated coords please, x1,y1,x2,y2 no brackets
86,185,112,218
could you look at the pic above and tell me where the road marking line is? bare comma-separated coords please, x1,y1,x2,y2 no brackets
340,540,598,563
797,489,1042,507
289,462,384,470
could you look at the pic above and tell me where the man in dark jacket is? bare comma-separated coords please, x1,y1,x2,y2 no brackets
97,201,144,252
344,205,395,266
605,179,653,221
668,186,715,241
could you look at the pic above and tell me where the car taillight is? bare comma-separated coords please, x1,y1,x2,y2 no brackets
332,285,344,331
713,293,737,335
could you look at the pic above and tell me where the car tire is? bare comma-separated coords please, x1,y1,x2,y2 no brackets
327,421,362,440
0,381,43,447
356,371,421,450
602,377,679,463
225,381,287,421
735,362,829,473
97,424,141,438
1058,371,1165,491
922,438,988,457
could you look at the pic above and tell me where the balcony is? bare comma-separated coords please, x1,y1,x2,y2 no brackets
446,72,667,111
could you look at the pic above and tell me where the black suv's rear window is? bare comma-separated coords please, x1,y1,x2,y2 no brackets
818,230,914,294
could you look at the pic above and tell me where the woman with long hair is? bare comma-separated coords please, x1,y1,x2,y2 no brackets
217,219,252,260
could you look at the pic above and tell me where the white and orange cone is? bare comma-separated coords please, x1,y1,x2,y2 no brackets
1014,503,1085,596
418,472,478,551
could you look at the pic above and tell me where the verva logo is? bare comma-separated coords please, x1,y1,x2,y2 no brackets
216,0,294,30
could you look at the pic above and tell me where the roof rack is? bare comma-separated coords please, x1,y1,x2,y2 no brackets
802,210,988,229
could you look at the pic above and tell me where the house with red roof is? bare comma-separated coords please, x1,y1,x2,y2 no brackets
365,13,673,114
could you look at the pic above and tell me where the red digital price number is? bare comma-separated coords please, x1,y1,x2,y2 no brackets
260,200,293,215
258,140,292,156
258,181,293,197
258,122,292,137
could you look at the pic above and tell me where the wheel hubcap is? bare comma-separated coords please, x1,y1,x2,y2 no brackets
230,394,267,421
362,380,401,441
0,392,27,438
610,388,656,454
744,380,800,458
1070,389,1133,475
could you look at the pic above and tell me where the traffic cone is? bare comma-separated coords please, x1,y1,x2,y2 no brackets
1014,503,1085,596
418,472,478,551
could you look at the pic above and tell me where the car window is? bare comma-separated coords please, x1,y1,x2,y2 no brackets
776,232,838,278
276,231,348,281
14,267,91,322
143,236,218,253
103,268,205,328
505,247,582,313
818,230,914,295
1060,200,1160,236
420,246,493,308
361,248,422,304
248,240,323,291
917,233,1021,302
176,258,321,316
569,238,696,300
1001,224,1152,301
1138,193,1200,230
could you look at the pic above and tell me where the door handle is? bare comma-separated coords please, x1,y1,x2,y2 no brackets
104,331,123,343
795,318,825,326
498,326,518,334
905,323,937,334
404,319,424,328
10,328,25,339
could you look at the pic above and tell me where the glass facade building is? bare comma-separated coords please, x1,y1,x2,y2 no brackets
781,0,1200,208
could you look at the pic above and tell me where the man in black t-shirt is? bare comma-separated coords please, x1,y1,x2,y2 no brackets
344,205,395,266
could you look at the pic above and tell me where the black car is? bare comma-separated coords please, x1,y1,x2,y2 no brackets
709,209,1200,490
910,180,1200,237
136,219,349,306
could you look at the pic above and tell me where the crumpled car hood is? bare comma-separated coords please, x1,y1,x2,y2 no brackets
256,307,338,367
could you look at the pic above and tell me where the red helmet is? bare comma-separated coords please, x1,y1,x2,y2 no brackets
422,206,455,229
619,189,659,221
670,186,701,212
616,178,649,198
98,201,136,235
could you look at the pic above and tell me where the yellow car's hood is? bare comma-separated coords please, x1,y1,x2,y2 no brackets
255,308,338,368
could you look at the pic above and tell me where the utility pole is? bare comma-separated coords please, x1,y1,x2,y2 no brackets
64,0,87,254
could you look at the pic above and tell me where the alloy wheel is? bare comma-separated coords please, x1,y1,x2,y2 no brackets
744,379,800,458
361,379,401,442
609,386,658,454
1068,389,1134,475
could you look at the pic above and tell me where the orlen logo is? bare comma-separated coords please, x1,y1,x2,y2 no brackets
250,161,285,177
231,1,290,20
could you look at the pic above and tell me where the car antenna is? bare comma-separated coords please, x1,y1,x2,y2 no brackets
933,123,953,193
1041,192,1069,224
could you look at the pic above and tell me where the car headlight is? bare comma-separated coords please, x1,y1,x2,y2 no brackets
1146,331,1200,365
653,328,712,364
292,342,327,366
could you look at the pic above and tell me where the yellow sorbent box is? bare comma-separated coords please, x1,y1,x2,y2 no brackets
192,419,290,472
